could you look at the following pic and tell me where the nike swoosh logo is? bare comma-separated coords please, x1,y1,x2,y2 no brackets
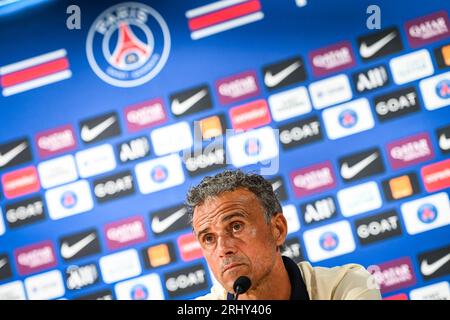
61,233,96,259
360,31,397,58
0,258,7,270
420,253,450,276
439,133,450,151
264,61,301,88
0,142,27,167
81,116,116,142
171,89,207,116
341,152,379,179
152,208,187,234
271,180,282,192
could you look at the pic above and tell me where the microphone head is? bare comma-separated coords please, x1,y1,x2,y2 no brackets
233,276,252,295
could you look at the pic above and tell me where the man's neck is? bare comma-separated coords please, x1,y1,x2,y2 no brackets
238,255,291,300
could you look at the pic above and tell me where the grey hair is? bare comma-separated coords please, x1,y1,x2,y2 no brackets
185,169,283,225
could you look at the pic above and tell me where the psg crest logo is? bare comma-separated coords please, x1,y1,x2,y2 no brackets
86,2,171,87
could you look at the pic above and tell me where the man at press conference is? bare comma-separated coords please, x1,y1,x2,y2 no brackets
185,170,382,300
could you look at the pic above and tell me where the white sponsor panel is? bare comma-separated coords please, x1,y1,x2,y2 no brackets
268,86,312,121
37,155,78,189
227,126,279,168
151,122,193,156
419,71,450,111
401,192,450,235
308,74,353,110
0,208,4,236
0,281,26,300
283,204,300,234
24,270,65,300
389,49,434,85
75,144,116,178
303,220,356,262
322,98,374,140
410,281,450,300
135,154,185,195
115,273,164,300
45,180,94,220
337,181,382,217
99,249,142,284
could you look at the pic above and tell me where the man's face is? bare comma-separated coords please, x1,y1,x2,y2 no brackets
192,188,286,293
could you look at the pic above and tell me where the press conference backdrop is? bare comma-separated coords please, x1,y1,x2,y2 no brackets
0,0,449,300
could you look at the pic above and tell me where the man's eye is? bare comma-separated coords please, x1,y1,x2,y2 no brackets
204,235,214,244
232,222,243,232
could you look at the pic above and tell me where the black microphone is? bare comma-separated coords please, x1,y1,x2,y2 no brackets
233,276,251,300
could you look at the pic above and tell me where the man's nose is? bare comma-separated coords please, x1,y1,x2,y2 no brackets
217,235,237,257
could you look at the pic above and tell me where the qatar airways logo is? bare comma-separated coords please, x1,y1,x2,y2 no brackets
310,41,355,77
105,216,147,250
35,125,77,158
387,133,434,169
405,11,450,47
290,161,336,197
14,241,57,275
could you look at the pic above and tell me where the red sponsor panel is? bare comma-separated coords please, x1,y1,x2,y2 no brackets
229,99,271,130
421,159,450,192
2,166,40,199
177,233,203,262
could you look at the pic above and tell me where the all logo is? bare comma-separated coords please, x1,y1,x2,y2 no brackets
142,242,176,269
59,229,101,261
35,125,77,158
405,11,450,48
45,180,94,220
86,2,171,87
281,237,304,263
322,98,374,140
338,147,385,182
104,216,147,250
436,124,450,154
0,138,32,170
164,264,209,298
79,112,121,144
419,70,450,111
303,220,355,262
279,116,322,150
352,65,390,94
1,166,40,200
0,254,12,281
135,154,185,195
150,204,190,236
290,161,336,198
216,70,260,105
183,143,226,177
124,98,167,132
117,136,150,164
115,273,164,300
373,87,420,122
417,244,450,280
4,196,46,229
65,263,99,290
262,57,307,90
386,132,434,170
421,159,450,193
357,27,403,61
309,41,355,77
93,170,135,203
300,196,337,225
381,172,420,202
355,210,402,245
401,192,450,235
170,85,213,117
14,241,57,275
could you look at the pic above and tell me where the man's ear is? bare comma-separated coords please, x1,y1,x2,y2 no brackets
271,212,288,247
